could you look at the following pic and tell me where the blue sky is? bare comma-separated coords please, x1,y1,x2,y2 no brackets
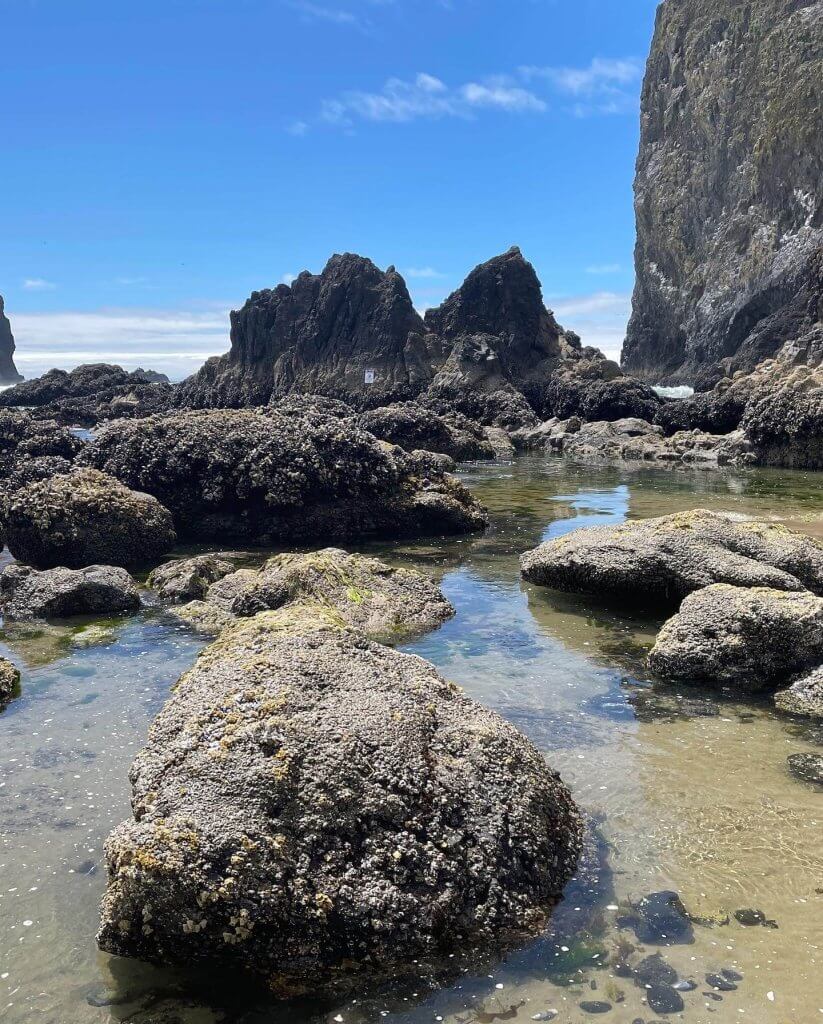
1,0,659,379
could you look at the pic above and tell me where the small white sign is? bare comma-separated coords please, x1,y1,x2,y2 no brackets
364,369,375,385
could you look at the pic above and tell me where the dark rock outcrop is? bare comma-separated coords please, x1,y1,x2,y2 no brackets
520,510,823,608
623,0,823,387
0,363,173,426
80,408,488,544
177,248,635,428
147,554,241,603
97,609,582,995
0,297,23,385
0,563,141,621
0,410,83,482
2,468,176,570
648,584,823,691
173,548,455,641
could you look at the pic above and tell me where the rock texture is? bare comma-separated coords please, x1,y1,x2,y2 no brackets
774,666,823,719
623,0,823,387
648,584,823,691
0,410,83,483
173,548,455,641
520,510,823,607
2,468,176,570
0,657,20,703
177,248,638,426
0,563,141,621
80,409,488,544
147,555,241,603
0,364,173,426
97,610,582,995
0,296,23,384
354,402,497,461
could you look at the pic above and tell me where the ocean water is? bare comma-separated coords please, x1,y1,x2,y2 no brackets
1,456,822,1023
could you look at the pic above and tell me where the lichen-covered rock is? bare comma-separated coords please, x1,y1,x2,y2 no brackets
0,656,20,703
147,555,241,603
80,409,488,544
648,585,823,691
354,403,496,461
179,548,454,640
0,296,23,385
622,0,823,387
2,468,176,570
741,363,823,469
520,509,823,607
97,610,582,995
0,563,141,621
774,666,823,719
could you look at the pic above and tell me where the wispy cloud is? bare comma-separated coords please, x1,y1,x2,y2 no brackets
287,1,359,26
281,273,298,285
520,57,642,116
585,263,623,275
321,71,546,127
404,266,446,279
549,290,631,362
306,57,640,131
22,278,56,291
11,308,230,381
115,275,150,286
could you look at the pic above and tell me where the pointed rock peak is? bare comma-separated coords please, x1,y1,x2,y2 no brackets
0,294,23,385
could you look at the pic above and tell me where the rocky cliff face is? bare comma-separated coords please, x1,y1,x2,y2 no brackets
622,0,823,389
178,247,628,422
0,297,23,385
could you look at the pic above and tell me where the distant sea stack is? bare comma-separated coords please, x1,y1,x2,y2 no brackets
0,296,23,384
622,0,823,389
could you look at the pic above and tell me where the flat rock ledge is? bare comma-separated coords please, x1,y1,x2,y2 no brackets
97,610,582,996
648,585,823,692
0,563,141,622
520,509,823,608
166,548,455,641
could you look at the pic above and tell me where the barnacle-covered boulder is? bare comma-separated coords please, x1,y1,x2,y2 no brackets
97,610,582,995
0,563,141,621
80,409,488,544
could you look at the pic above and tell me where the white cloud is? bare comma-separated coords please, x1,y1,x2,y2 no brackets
519,57,641,116
22,278,56,291
287,120,310,136
585,263,622,275
11,308,230,381
320,71,546,126
549,290,631,363
281,273,298,285
287,1,359,25
404,266,446,279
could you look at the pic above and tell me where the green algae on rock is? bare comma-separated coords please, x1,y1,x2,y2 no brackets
97,608,582,996
172,548,455,641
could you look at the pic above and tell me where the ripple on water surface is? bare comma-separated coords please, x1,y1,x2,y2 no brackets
1,456,822,1023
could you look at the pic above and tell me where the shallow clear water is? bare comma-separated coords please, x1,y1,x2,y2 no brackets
2,456,822,1023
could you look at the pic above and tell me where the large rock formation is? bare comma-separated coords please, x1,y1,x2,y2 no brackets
622,0,823,388
177,248,639,426
97,610,582,995
0,563,141,622
0,296,23,385
80,408,488,544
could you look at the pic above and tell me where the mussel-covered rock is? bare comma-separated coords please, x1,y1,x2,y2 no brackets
774,666,823,720
97,610,582,995
2,468,176,570
80,409,488,544
354,402,496,461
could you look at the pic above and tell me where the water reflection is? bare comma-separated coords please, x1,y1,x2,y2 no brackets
1,456,822,1022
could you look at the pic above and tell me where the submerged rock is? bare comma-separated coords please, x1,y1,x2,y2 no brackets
787,752,823,786
2,468,176,570
0,563,141,621
97,610,582,995
520,510,823,608
80,409,488,544
179,548,455,641
617,891,694,945
147,554,241,603
774,666,823,720
649,585,823,692
0,656,20,702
